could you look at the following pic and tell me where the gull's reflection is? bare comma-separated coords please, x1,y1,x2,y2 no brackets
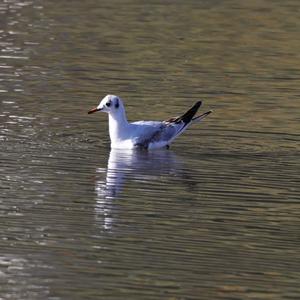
94,149,182,230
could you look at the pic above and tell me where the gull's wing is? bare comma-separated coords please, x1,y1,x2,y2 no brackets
131,101,211,149
162,100,212,137
164,101,202,124
130,121,177,148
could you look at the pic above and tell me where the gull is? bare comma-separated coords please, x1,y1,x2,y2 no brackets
88,95,212,150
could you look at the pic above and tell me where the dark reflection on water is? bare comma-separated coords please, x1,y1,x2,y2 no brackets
1,0,300,299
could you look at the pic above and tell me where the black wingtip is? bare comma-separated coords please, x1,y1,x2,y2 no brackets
192,110,212,121
178,101,203,124
195,100,202,108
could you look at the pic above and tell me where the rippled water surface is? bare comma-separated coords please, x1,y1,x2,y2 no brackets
1,1,299,299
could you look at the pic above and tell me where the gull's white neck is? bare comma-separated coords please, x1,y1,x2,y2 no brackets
108,109,130,143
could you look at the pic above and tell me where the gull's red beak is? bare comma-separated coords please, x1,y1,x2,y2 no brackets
88,107,100,114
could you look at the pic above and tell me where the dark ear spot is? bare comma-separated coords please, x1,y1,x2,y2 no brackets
115,98,119,108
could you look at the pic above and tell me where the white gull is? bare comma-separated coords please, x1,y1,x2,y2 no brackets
88,94,212,150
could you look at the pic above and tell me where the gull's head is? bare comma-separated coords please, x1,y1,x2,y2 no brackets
88,95,124,115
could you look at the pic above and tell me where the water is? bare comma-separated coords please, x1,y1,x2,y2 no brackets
1,0,299,299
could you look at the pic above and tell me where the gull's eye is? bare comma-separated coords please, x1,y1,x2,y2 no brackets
106,101,111,107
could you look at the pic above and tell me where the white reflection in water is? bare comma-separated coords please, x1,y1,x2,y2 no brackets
94,149,181,230
0,254,51,298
